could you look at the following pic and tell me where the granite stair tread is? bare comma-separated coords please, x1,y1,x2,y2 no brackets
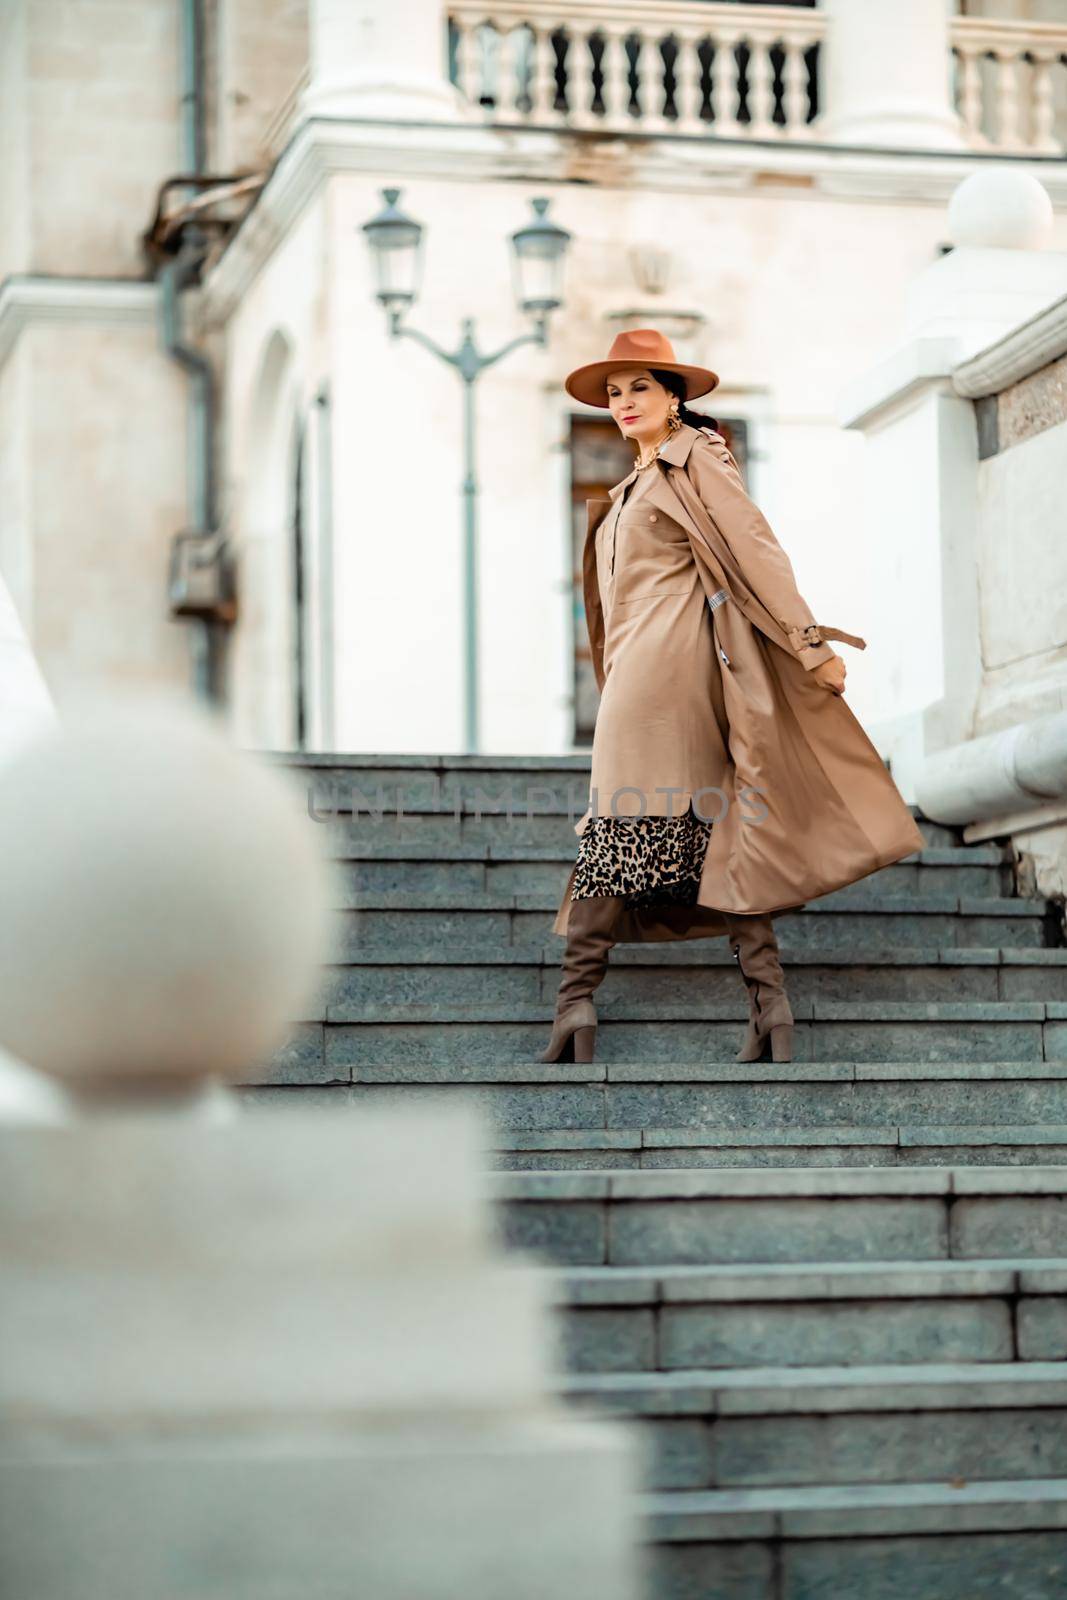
638,1476,1067,1539
493,1162,1067,1198
328,942,1067,966
555,1359,1067,1410
533,1255,1067,1303
316,998,1062,1022
333,1057,1067,1081
333,889,1040,913
490,1121,1067,1168
318,838,996,865
497,1124,1067,1149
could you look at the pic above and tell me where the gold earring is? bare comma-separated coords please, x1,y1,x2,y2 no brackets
667,402,682,433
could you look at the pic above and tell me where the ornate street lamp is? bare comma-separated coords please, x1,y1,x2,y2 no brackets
510,196,570,315
362,190,571,753
361,187,424,316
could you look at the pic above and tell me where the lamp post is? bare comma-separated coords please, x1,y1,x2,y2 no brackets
362,189,571,754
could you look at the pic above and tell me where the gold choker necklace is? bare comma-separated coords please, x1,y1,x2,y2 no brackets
635,428,672,471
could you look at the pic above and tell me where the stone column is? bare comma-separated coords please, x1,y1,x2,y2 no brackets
301,0,472,122
816,0,968,151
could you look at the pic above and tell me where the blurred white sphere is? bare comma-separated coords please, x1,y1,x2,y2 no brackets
948,167,1054,251
0,687,336,1093
0,1045,69,1123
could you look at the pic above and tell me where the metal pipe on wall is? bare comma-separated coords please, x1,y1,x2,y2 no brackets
158,0,222,703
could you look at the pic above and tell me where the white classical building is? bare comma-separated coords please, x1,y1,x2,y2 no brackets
3,0,1067,890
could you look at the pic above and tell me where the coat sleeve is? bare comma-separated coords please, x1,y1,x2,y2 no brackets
582,498,612,694
685,432,837,672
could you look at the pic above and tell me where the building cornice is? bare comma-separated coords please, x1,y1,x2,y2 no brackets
836,336,964,431
199,114,1067,330
0,277,159,371
953,290,1067,399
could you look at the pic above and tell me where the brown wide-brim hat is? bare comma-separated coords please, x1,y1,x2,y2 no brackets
564,327,719,409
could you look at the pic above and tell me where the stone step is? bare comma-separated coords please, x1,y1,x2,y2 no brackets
531,1256,1067,1370
277,753,960,849
555,1360,1067,1489
335,844,1011,883
320,944,1067,1005
317,829,1005,893
491,1124,1067,1170
249,1055,1067,1131
274,1000,1067,1070
493,1165,1067,1268
637,1478,1067,1598
332,891,1053,948
299,765,959,839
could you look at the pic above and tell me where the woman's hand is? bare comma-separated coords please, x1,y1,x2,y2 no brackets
812,653,847,695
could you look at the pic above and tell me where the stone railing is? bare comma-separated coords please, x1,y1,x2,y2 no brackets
951,15,1067,155
260,7,1067,159
446,0,825,138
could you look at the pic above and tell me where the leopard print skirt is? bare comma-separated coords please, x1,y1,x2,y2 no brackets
570,801,714,910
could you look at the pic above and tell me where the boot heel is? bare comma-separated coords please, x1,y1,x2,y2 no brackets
769,1022,793,1063
538,999,597,1065
572,1024,597,1063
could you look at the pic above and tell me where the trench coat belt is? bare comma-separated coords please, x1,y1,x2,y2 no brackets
786,622,868,652
709,590,867,657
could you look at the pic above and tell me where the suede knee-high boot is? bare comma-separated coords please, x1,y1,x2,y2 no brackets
539,894,624,1064
722,910,794,1063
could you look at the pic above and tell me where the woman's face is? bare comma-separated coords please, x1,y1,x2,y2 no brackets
605,367,673,447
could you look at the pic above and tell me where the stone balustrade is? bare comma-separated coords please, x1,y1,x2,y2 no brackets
261,5,1067,159
447,0,824,138
951,15,1067,157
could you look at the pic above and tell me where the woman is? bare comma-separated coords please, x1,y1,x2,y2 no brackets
539,327,924,1067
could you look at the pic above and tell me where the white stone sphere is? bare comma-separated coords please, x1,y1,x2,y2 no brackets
0,687,336,1093
0,1046,69,1123
947,167,1054,251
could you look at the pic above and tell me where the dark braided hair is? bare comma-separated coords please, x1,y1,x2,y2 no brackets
650,368,718,434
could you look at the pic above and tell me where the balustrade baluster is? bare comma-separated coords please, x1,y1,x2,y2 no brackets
600,26,631,130
711,29,740,136
674,26,704,134
569,25,598,129
747,36,776,137
633,28,667,133
453,16,481,108
495,22,520,117
781,34,808,138
1030,52,1060,154
994,46,1023,150
529,23,559,126
955,46,988,148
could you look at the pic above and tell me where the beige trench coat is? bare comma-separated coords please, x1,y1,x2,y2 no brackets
552,422,924,941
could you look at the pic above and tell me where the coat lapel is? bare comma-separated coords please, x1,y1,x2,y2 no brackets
602,424,731,587
646,434,802,660
579,421,796,687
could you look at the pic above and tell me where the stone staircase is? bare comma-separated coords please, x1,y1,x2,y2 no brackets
256,754,1067,1598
